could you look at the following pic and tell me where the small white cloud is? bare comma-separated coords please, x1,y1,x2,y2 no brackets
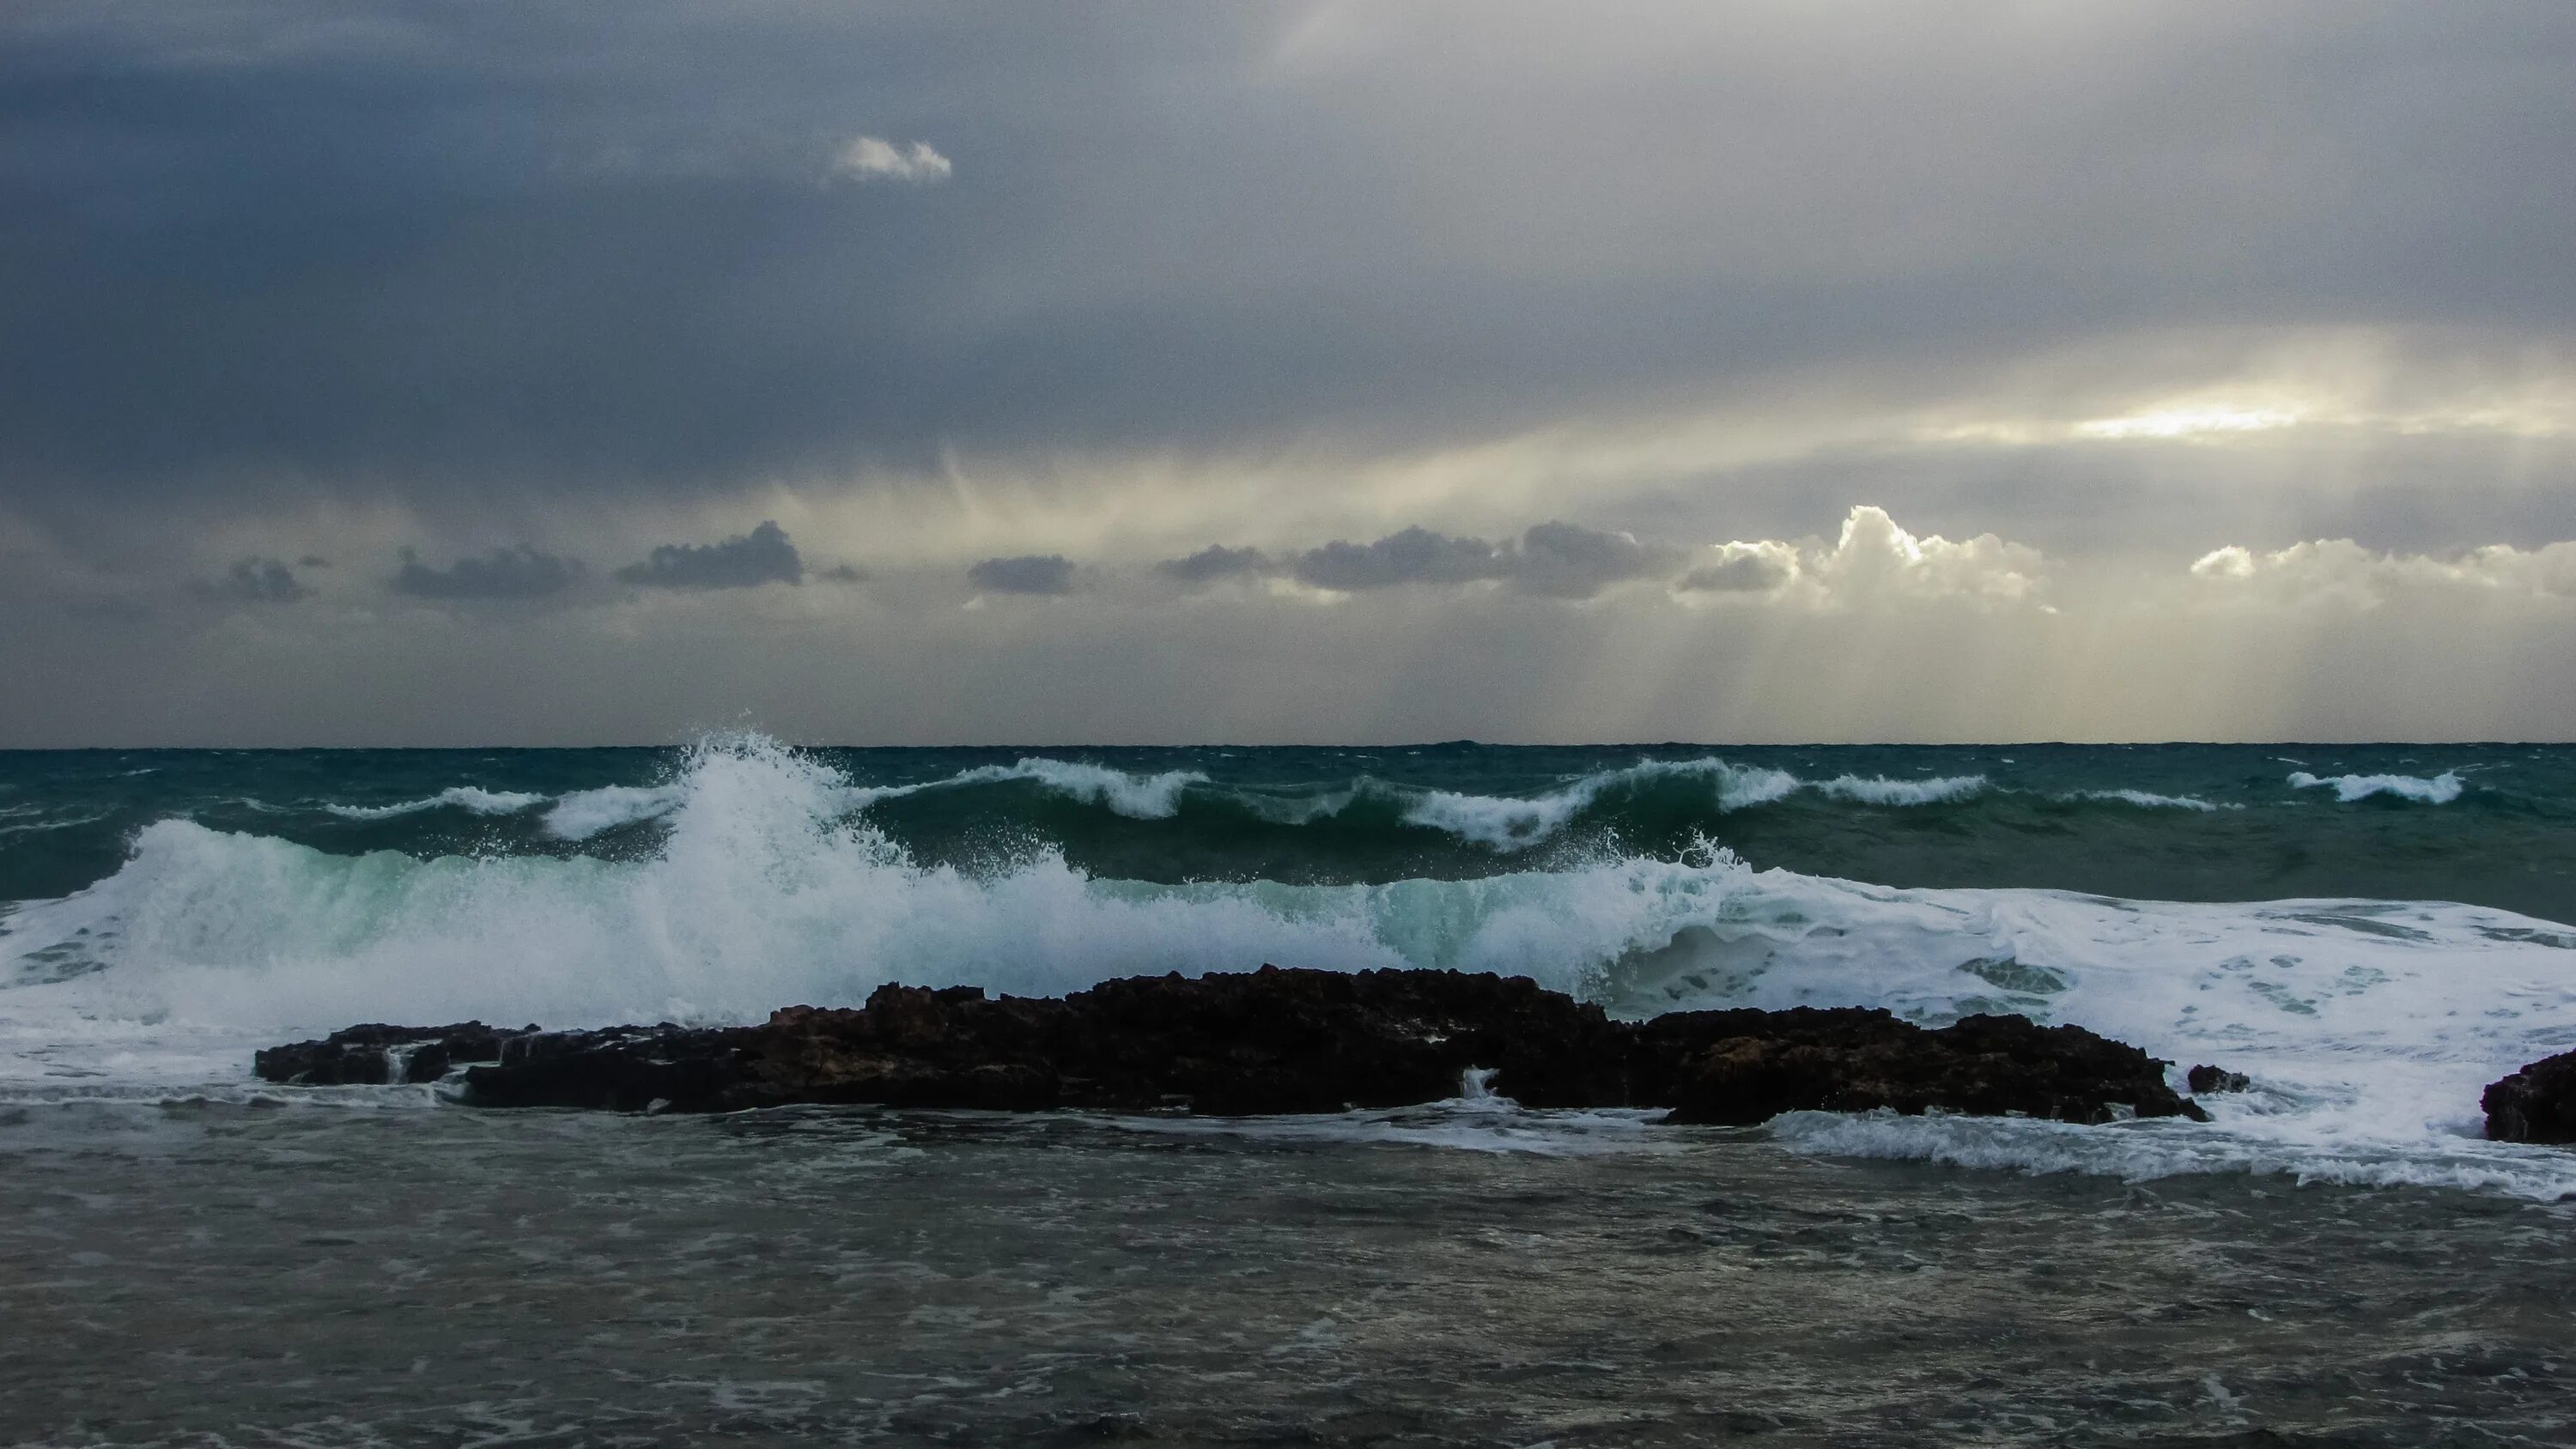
828,136,952,184
2190,545,2257,580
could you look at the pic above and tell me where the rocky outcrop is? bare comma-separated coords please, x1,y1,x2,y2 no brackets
1633,1006,2208,1126
252,1022,523,1085
2482,1050,2576,1144
255,967,2213,1126
2188,1064,2251,1094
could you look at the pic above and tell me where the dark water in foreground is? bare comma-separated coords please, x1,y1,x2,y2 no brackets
3,1099,2568,1447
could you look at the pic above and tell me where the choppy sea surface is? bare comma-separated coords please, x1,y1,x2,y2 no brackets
5,737,2575,1444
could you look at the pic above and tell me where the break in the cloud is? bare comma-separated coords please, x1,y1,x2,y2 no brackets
6,3,2576,743
615,522,804,591
825,136,953,185
393,545,582,600
191,557,310,604
969,554,1078,596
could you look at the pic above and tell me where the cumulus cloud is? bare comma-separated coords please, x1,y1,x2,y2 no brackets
826,136,952,184
614,520,804,590
1801,506,2048,606
1675,545,1796,594
392,544,581,600
969,554,1078,595
2190,537,2576,604
1155,544,1270,585
192,557,310,603
1511,521,1680,598
1292,527,1507,591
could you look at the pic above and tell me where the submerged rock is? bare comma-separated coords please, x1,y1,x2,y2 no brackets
2482,1050,2576,1144
256,967,2211,1125
252,1022,521,1086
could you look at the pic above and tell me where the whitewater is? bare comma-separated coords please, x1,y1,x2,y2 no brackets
4,734,2573,1199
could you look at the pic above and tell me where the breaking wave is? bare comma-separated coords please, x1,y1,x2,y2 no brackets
6,734,2576,1197
325,786,548,822
427,755,2032,854
543,785,687,840
2289,770,2466,805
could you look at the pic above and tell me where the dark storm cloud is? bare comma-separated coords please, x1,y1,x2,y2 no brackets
192,557,309,603
1279,523,1671,597
392,544,581,600
968,554,1078,595
4,1,2573,533
615,521,802,590
1155,544,1270,584
1510,522,1679,599
1291,528,1508,591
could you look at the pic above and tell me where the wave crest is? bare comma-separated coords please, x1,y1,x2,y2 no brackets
8,733,2576,1197
325,786,548,822
2288,770,2465,804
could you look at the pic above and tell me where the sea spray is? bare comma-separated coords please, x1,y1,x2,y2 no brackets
7,734,2576,1194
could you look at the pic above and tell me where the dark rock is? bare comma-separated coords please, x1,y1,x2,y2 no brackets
1635,1006,2208,1126
463,967,1632,1115
264,967,2209,1129
252,1022,523,1086
465,1024,766,1113
2188,1064,2251,1094
2482,1049,2576,1144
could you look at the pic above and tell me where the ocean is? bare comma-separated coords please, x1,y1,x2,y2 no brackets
5,737,2574,1444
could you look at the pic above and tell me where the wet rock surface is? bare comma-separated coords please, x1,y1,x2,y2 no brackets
1636,1006,2209,1126
2482,1049,2576,1143
2189,1064,2253,1094
252,1021,522,1086
257,967,2211,1125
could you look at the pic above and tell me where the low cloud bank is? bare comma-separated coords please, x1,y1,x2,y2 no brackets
394,545,582,600
616,521,804,590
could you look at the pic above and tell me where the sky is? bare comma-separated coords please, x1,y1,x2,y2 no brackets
4,1,2575,745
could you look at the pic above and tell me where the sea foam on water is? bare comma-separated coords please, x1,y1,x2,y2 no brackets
3,733,2574,1197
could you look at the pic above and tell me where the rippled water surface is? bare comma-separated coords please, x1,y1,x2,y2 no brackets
4,1099,2570,1447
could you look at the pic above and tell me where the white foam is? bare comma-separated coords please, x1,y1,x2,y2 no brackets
543,785,687,840
1399,758,1801,851
2077,789,2233,812
1770,1109,2576,1199
9,733,2576,1197
325,786,548,822
0,809,112,837
1110,1090,1673,1157
951,758,1206,819
1810,773,1987,806
2288,770,2465,804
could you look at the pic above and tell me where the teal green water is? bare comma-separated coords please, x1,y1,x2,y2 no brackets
3,742,2568,919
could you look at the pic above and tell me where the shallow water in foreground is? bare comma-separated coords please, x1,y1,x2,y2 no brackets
5,1097,2570,1448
